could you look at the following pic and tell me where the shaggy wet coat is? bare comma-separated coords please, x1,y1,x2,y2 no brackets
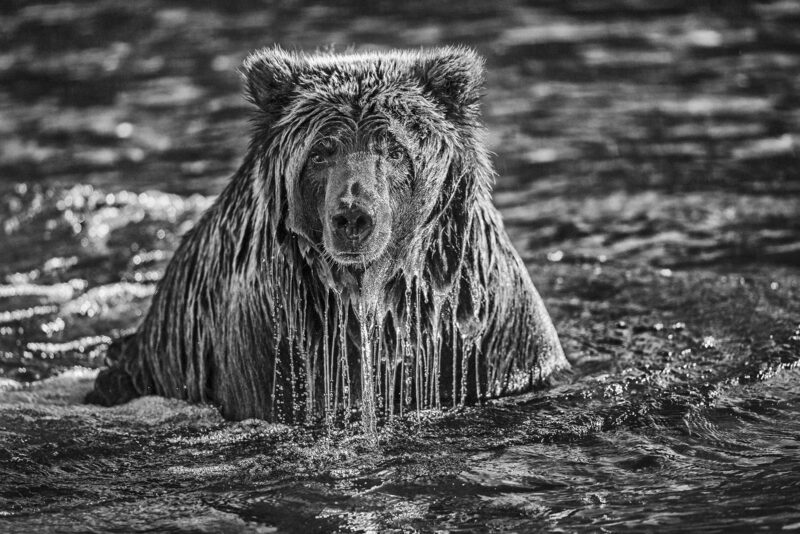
87,46,569,424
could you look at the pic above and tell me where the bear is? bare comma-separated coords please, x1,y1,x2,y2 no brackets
86,46,569,426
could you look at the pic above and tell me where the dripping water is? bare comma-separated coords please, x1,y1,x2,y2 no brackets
337,294,351,419
356,300,377,435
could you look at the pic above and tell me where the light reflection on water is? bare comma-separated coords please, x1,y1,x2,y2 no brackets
1,0,800,532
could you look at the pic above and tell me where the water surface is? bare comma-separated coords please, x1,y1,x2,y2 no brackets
1,1,799,532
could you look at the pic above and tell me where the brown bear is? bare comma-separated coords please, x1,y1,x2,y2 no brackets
86,46,569,427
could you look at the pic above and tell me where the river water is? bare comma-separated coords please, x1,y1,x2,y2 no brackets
1,1,799,532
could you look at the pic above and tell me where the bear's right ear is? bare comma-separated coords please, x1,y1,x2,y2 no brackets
240,47,299,113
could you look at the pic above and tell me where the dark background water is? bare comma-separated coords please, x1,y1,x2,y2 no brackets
1,1,799,532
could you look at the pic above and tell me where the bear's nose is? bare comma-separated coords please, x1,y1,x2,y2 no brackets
331,207,374,243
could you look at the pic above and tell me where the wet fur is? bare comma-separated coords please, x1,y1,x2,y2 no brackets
87,46,568,422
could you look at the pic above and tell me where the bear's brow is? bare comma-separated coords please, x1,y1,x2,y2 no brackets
314,116,407,153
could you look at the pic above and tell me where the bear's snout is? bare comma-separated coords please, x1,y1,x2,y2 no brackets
320,152,393,264
330,206,374,245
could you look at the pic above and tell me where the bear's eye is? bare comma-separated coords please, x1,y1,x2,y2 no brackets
310,152,328,165
309,139,336,165
387,145,405,162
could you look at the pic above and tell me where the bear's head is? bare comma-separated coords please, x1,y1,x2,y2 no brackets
242,46,488,283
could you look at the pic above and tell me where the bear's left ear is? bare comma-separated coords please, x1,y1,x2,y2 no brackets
240,47,300,114
413,47,485,120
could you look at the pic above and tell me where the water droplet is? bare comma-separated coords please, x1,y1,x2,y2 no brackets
115,122,134,139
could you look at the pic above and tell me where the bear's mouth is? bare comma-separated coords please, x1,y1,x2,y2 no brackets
324,227,391,266
327,243,386,266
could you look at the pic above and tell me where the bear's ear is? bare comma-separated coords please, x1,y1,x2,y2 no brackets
240,47,300,113
413,47,485,119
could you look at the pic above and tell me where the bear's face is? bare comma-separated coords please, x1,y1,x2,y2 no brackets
242,47,485,272
298,132,413,265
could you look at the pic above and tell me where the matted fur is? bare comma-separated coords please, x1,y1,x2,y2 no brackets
88,46,569,423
